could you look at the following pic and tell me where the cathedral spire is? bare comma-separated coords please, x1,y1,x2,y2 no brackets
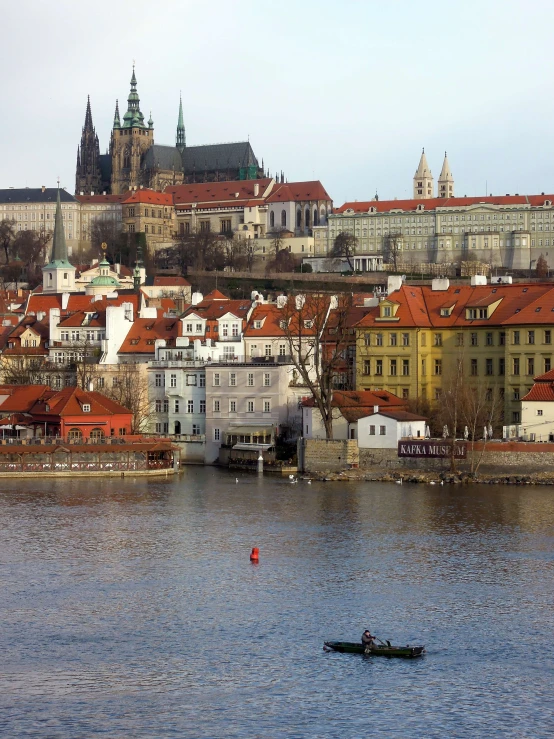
176,93,186,153
84,95,93,132
122,65,145,128
113,99,121,129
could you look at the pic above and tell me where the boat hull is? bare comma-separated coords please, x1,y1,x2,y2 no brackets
324,641,425,658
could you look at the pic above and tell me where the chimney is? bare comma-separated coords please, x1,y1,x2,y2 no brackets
41,185,46,193
88,381,94,392
91,191,94,196
373,405,379,414
253,183,259,197
470,275,487,286
431,278,450,291
234,192,239,198
61,293,70,310
191,292,203,306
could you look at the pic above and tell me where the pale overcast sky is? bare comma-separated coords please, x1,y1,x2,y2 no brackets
2,0,554,204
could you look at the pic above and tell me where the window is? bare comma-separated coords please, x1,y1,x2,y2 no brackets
369,425,376,435
199,375,205,387
213,399,220,412
214,373,220,386
471,359,478,376
200,220,210,233
434,359,442,376
186,323,193,333
192,424,200,435
229,400,236,412
248,373,254,387
155,423,162,433
499,358,505,376
281,210,287,228
420,333,427,347
545,357,551,373
186,374,197,386
513,358,520,375
486,332,493,346
434,333,443,347
164,400,169,413
383,306,392,317
279,344,286,356
264,400,271,412
174,400,180,413
155,399,162,412
512,411,521,424
375,359,383,376
527,358,534,376
82,404,91,412
545,330,552,345
486,358,493,376
247,400,254,412
220,219,232,233
402,333,409,346
402,359,410,376
364,333,371,347
363,360,371,375
265,345,272,356
187,400,194,413
513,331,520,345
513,389,520,401
380,425,386,435
264,373,270,387
214,428,220,441
528,330,535,345
376,333,383,347
390,333,397,346
499,331,506,346
537,409,544,416
390,360,397,376
229,373,236,386
471,333,478,346
170,374,177,388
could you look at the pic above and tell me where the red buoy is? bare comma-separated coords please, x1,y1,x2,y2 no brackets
250,547,259,562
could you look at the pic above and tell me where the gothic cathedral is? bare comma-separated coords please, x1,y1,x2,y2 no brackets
75,66,264,196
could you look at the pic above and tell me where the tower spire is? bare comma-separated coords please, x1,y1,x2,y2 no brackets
113,99,121,129
438,151,454,198
50,188,70,264
413,148,434,199
84,95,93,131
122,64,145,128
176,93,186,153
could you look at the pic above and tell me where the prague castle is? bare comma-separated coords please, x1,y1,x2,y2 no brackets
75,67,264,196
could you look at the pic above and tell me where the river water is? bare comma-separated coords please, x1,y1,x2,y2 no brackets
0,469,553,738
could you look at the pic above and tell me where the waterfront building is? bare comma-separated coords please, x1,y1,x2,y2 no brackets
354,276,554,424
520,369,554,441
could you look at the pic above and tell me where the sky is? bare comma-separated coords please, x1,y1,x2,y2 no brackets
3,0,554,205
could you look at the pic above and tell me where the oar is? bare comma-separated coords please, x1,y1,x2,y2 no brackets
375,637,392,647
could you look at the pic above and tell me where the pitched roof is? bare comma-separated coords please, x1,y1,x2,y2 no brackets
521,383,554,402
265,181,331,203
118,315,179,354
0,385,51,413
336,193,554,214
168,178,273,206
142,144,183,173
121,189,173,206
143,275,191,287
75,193,128,203
203,289,228,300
0,188,77,204
182,141,258,173
30,386,132,417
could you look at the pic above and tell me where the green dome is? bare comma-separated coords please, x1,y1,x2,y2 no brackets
90,275,121,287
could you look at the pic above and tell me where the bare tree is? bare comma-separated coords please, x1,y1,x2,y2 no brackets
383,230,402,270
266,248,297,274
90,217,122,260
0,352,50,385
165,231,226,275
101,364,155,434
269,228,287,259
279,292,354,439
0,219,16,264
330,231,357,271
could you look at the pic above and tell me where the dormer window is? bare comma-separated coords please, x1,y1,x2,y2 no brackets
254,320,262,329
82,404,91,413
304,319,313,329
383,306,392,317
466,308,489,319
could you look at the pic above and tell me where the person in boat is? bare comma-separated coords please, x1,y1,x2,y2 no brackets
361,630,376,650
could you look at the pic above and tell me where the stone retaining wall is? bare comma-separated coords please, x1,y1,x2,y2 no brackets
302,439,359,472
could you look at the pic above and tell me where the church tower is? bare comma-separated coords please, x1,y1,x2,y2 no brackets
110,66,154,194
43,189,76,293
75,96,102,195
176,94,186,154
413,149,434,199
438,152,454,198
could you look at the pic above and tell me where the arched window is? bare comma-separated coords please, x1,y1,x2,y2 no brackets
320,206,326,224
297,209,302,228
270,211,275,228
67,428,82,442
281,210,286,228
313,208,318,226
90,428,105,442
305,207,310,228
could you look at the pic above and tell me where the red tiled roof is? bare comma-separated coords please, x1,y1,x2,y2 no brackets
521,384,554,402
336,194,554,214
152,276,191,287
118,316,179,354
265,181,331,203
168,179,273,205
121,189,173,206
203,289,228,300
534,368,554,382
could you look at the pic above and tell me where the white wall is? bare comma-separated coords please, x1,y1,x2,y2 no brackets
357,414,426,449
521,400,554,441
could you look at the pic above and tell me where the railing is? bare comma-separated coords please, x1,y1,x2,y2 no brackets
0,435,175,447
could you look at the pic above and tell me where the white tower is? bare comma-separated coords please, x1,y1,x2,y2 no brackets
413,149,434,199
42,188,76,293
438,151,454,198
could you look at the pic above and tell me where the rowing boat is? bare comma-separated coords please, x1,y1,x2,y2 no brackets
324,641,425,658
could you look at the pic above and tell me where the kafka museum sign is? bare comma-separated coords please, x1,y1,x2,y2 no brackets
398,441,467,458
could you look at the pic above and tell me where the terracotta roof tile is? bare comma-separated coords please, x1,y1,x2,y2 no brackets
121,189,173,206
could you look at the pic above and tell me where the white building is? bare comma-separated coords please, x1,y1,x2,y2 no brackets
521,370,554,442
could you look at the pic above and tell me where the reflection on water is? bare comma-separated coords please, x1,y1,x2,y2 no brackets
0,470,553,738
